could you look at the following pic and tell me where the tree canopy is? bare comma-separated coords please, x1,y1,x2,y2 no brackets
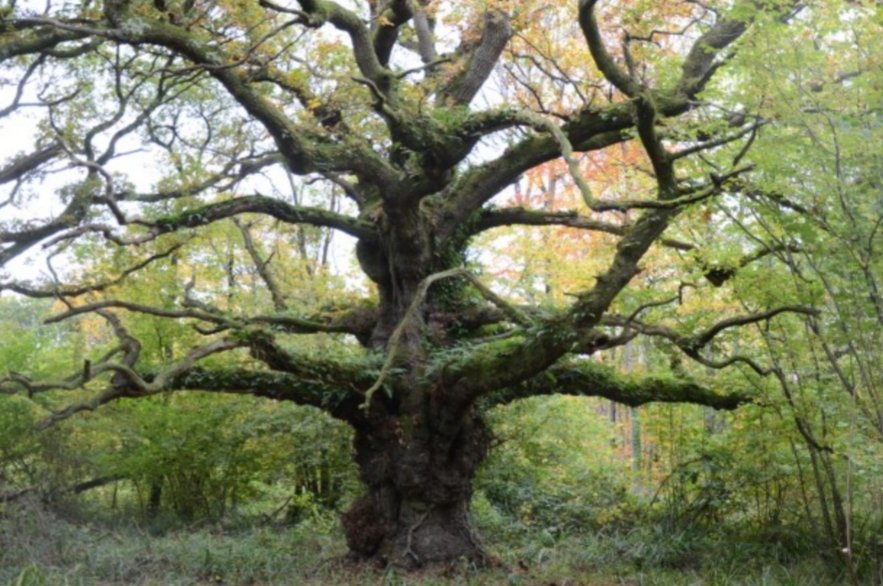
0,0,880,568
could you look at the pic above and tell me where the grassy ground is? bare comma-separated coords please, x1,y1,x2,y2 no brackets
0,499,859,586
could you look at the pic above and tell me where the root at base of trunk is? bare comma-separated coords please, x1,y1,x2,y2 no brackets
342,493,490,569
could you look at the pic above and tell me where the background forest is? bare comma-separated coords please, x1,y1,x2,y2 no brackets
1,0,882,584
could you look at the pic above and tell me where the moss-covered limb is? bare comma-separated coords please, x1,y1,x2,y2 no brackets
31,363,364,428
438,143,682,406
1,245,182,299
152,195,373,239
243,329,379,395
35,385,132,430
44,300,235,328
17,337,243,428
634,94,676,194
133,339,245,393
676,13,747,98
0,369,94,397
441,10,512,107
0,24,87,61
453,108,524,140
0,142,62,185
577,0,640,97
436,321,577,407
12,327,369,427
435,304,516,333
0,179,93,267
440,162,681,408
249,304,377,343
442,203,678,408
437,121,633,244
581,210,676,309
484,359,749,411
369,0,412,66
34,319,142,401
165,366,363,421
702,243,804,287
676,2,803,98
36,290,373,339
296,0,392,95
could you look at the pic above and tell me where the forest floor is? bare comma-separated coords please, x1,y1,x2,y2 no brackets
0,499,862,586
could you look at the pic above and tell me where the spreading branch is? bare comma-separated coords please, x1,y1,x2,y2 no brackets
442,9,513,106
473,207,695,251
150,195,373,239
603,305,819,375
578,0,641,96
361,267,534,410
487,358,749,410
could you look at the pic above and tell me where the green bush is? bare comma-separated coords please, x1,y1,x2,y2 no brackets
75,394,359,525
476,396,633,534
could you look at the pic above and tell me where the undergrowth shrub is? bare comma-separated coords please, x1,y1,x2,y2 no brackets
476,396,633,535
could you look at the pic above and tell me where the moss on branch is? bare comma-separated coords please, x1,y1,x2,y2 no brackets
487,359,749,410
166,366,364,421
153,195,373,239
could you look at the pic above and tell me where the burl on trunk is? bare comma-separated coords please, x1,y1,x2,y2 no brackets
342,409,492,566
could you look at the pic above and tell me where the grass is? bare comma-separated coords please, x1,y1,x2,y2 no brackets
0,498,862,586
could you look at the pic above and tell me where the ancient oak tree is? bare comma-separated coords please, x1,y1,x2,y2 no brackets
0,0,817,566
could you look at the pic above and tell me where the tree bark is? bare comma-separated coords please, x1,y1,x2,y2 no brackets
146,481,162,521
342,409,491,567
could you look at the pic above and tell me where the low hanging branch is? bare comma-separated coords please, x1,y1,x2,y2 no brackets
487,358,750,410
34,337,243,429
1,308,245,428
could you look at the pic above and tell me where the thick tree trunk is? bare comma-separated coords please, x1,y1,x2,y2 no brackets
341,410,491,567
344,220,493,566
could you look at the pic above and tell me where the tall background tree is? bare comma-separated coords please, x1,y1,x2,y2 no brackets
0,0,877,568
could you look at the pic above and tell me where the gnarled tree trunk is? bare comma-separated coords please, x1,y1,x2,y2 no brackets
343,408,491,566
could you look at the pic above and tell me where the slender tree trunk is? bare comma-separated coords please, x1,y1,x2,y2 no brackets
146,481,162,521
